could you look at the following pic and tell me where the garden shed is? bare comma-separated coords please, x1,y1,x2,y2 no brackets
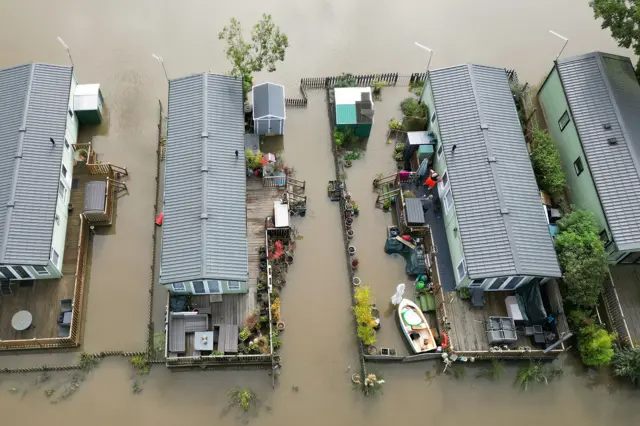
334,87,374,138
73,83,103,124
252,82,285,136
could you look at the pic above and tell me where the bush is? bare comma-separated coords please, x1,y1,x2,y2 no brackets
530,129,566,196
400,97,427,118
612,348,640,386
130,355,150,375
388,119,404,131
245,149,262,169
555,210,608,307
334,73,357,88
353,285,376,345
577,324,615,366
239,327,251,341
334,129,344,148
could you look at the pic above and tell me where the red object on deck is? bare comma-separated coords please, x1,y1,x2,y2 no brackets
401,235,412,242
156,212,164,226
424,177,436,189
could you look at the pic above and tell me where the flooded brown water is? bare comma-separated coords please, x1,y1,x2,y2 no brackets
1,0,640,424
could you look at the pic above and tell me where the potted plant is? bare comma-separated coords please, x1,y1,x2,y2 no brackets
394,152,404,162
348,246,356,256
345,217,354,228
347,229,355,240
352,276,361,286
459,287,471,300
383,200,391,211
351,258,360,270
76,148,88,162
345,159,353,168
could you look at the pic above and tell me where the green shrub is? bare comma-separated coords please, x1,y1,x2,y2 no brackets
388,119,404,131
530,129,566,196
334,73,357,88
353,285,376,345
400,97,427,118
130,355,150,375
239,327,251,341
395,143,404,152
357,324,376,345
245,149,262,169
612,347,640,386
555,210,608,307
577,324,615,366
334,129,344,148
270,331,282,349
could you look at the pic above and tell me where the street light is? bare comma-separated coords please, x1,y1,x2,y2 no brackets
57,37,74,68
152,53,169,82
414,42,434,73
549,30,569,61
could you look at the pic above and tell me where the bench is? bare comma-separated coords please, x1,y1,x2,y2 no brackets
168,313,208,353
214,324,239,354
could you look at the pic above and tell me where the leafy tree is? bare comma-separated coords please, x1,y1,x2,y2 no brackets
577,324,615,366
218,14,289,99
530,129,566,196
590,0,640,80
555,210,608,307
611,347,640,386
400,97,428,118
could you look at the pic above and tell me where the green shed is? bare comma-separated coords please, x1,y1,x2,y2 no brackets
73,84,103,125
334,87,374,137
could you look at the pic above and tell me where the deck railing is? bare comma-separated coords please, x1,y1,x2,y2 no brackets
0,216,90,351
602,271,633,347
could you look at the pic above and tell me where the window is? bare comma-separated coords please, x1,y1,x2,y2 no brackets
430,111,437,124
207,280,222,294
469,278,485,288
11,266,31,279
61,165,68,178
64,138,70,149
436,144,443,160
192,281,206,294
504,276,525,290
573,157,584,176
228,281,241,291
58,180,67,200
0,267,16,279
456,259,467,282
489,277,507,290
443,188,454,213
171,282,187,292
51,249,60,266
558,111,570,131
33,265,49,275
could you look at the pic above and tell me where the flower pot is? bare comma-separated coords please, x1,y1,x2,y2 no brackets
345,210,352,218
348,246,356,256
345,217,354,227
277,321,286,331
352,276,361,286
352,373,361,384
345,202,354,212
346,229,355,240
351,258,359,270
285,255,294,265
367,345,378,355
344,160,353,168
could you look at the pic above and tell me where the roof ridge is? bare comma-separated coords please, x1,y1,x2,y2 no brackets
200,73,209,279
466,64,522,274
0,63,35,264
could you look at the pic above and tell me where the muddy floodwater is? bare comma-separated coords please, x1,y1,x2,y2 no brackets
1,0,639,425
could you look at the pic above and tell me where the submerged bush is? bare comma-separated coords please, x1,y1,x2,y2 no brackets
400,97,427,118
612,347,640,386
577,324,615,366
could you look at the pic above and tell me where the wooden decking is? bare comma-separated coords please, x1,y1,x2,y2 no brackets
608,265,640,344
445,291,531,352
246,177,284,314
0,165,95,343
191,294,250,326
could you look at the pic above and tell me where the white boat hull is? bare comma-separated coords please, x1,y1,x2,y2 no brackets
398,298,437,353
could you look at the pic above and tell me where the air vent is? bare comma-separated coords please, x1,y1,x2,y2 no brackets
607,137,618,145
603,123,612,130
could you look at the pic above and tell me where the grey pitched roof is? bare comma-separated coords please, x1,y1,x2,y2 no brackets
160,73,248,285
556,52,640,250
252,82,285,119
429,64,561,279
0,63,72,265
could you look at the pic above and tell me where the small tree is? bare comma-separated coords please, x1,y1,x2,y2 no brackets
555,210,608,307
530,129,566,196
611,347,640,386
218,14,289,99
577,324,615,366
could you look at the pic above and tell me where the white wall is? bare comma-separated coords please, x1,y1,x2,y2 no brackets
48,74,79,277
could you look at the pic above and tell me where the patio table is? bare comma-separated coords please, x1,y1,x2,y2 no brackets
194,331,214,352
12,310,33,331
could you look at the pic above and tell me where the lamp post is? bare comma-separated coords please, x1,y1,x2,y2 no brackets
414,42,434,73
152,54,169,82
549,30,569,61
57,37,74,68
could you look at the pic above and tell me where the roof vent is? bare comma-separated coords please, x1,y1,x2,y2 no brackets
500,208,509,215
603,123,612,130
607,137,618,145
480,124,489,130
